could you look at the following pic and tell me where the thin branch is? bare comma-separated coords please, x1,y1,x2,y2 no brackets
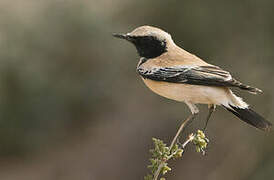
169,114,194,150
153,162,165,180
181,134,194,148
153,114,194,180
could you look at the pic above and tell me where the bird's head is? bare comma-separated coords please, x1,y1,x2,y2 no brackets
113,26,174,59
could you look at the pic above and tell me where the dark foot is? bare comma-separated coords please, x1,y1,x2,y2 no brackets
203,105,216,131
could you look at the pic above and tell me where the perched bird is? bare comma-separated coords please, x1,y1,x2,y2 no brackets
113,25,272,131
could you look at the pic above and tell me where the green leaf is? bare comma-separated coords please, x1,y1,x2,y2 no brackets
162,164,171,175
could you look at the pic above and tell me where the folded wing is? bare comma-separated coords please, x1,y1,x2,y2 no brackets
138,65,261,94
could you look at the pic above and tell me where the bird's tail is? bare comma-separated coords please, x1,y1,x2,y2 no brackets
222,90,272,131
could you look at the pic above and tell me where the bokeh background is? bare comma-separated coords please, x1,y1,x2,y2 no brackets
0,0,273,179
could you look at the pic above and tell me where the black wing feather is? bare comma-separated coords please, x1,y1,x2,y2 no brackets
138,65,261,93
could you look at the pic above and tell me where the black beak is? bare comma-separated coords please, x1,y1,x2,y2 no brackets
112,33,129,40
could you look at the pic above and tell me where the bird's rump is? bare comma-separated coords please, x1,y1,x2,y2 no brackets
138,65,261,94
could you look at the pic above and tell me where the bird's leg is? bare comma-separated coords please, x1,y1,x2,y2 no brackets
203,104,216,131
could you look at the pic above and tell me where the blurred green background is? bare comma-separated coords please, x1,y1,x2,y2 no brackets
0,0,273,179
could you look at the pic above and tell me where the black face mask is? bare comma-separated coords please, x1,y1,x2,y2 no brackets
130,36,167,59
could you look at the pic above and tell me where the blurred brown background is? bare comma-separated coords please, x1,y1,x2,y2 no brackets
0,0,273,179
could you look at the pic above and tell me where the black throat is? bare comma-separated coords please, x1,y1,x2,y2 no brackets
129,36,167,59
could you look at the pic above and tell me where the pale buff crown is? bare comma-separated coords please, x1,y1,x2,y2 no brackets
128,26,175,46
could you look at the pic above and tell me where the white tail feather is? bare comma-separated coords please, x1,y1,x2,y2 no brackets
223,89,249,109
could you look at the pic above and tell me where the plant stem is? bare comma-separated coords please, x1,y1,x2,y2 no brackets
153,114,195,180
169,114,194,150
153,163,165,180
